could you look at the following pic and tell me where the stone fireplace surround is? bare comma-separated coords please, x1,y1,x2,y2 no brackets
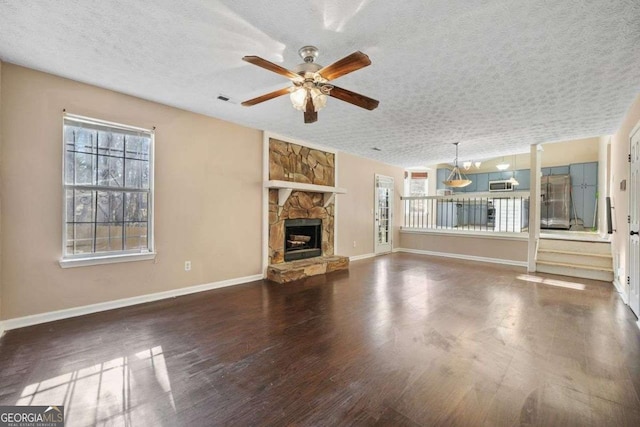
265,137,349,283
267,138,336,264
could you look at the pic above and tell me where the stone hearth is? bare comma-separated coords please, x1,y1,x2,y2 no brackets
267,256,349,284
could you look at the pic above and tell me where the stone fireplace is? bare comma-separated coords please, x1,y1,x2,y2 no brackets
267,138,336,265
266,138,349,283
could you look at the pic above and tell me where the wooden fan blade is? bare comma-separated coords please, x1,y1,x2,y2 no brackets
317,51,371,81
241,87,291,106
329,85,379,110
304,95,317,123
242,56,300,80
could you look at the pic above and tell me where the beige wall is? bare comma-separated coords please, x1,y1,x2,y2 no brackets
541,137,600,168
610,93,640,289
0,60,3,323
399,232,528,263
336,152,404,257
1,64,263,319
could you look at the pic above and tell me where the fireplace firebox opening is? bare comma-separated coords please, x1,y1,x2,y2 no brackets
284,218,322,262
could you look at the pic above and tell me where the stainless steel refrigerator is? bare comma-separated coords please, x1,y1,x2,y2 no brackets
541,174,571,229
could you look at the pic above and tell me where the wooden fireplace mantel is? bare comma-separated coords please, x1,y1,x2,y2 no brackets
264,180,347,207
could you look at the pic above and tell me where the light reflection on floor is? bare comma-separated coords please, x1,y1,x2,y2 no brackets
16,346,175,426
517,274,586,290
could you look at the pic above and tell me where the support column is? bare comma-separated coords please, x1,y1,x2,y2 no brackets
597,136,611,236
528,144,541,271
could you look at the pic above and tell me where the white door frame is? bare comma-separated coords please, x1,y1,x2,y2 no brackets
374,174,394,254
629,122,640,317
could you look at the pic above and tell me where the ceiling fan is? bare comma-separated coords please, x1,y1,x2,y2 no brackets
241,46,379,124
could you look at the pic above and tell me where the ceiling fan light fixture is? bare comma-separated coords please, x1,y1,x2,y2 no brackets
310,87,328,112
496,162,510,171
241,47,378,123
290,87,308,111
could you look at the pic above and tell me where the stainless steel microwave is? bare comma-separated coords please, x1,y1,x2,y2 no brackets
489,180,514,192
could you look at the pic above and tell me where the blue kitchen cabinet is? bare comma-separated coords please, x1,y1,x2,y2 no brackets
581,185,597,228
475,173,489,192
570,163,583,185
584,162,598,186
514,169,530,190
463,174,477,192
436,201,458,227
501,171,515,181
550,166,570,175
569,162,598,229
542,166,569,176
488,172,502,181
570,162,597,187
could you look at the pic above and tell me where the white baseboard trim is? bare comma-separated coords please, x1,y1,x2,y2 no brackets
613,278,629,304
394,248,528,268
349,253,377,262
2,273,264,332
392,248,401,253
637,320,640,333
0,322,5,340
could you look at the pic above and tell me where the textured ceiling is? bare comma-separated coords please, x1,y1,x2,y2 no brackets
1,0,640,166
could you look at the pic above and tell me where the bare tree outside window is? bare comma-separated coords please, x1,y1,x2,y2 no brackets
63,115,153,258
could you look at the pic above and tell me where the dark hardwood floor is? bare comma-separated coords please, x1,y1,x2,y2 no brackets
1,253,640,426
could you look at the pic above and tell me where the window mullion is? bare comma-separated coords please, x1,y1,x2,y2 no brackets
122,135,127,251
72,130,77,256
64,184,149,193
93,192,98,253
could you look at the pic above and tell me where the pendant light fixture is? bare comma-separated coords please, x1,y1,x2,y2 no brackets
463,160,482,171
508,154,520,186
443,143,472,188
496,157,510,171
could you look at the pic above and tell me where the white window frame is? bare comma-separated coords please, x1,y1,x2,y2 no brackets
59,113,156,268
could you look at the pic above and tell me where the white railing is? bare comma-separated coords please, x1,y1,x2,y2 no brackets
401,192,531,233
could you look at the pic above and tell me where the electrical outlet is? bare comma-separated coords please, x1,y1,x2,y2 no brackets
353,240,357,248
184,261,191,271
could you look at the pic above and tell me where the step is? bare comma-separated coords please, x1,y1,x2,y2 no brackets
539,231,610,243
538,238,611,255
536,261,613,282
536,249,613,269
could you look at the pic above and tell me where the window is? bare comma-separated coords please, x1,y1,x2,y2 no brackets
62,114,154,266
409,171,428,196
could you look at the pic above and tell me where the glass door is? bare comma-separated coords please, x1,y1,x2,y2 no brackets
630,125,640,316
375,174,394,254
